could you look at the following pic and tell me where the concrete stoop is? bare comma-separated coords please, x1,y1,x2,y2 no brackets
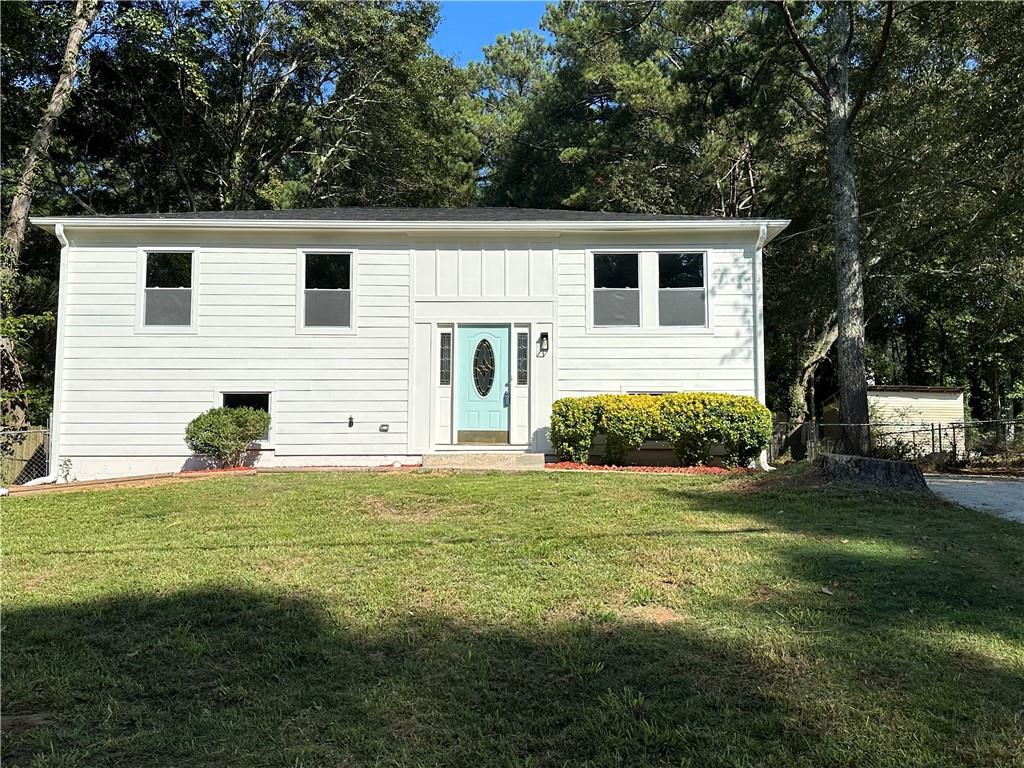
421,451,546,470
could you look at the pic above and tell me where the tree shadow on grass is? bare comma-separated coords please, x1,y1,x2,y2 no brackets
3,586,1022,767
651,472,1024,676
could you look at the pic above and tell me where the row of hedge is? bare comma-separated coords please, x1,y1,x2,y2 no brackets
550,393,772,467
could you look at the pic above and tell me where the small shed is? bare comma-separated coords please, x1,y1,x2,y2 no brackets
867,386,965,425
820,386,966,455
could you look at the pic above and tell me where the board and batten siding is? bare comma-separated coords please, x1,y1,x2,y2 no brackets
50,225,766,480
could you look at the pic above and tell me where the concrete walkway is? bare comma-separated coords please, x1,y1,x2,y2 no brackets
926,474,1024,524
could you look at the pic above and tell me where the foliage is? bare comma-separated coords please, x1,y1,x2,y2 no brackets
478,2,1024,425
598,394,661,465
1,0,480,424
551,393,771,467
184,406,270,468
658,393,772,468
550,395,603,463
3,0,1023,432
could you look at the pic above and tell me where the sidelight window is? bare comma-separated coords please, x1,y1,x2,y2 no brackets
516,332,529,385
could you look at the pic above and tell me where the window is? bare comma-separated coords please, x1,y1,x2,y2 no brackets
472,339,495,396
303,252,351,327
439,331,452,386
593,253,640,326
222,392,270,441
144,251,193,326
658,252,705,326
516,332,529,385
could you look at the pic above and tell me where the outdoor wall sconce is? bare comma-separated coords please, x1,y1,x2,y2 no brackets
538,332,550,355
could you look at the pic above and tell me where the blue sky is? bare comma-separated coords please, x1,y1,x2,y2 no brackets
432,1,549,63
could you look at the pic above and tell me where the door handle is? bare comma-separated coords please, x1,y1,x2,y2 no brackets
503,381,510,407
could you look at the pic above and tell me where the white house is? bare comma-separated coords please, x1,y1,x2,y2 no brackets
31,208,789,480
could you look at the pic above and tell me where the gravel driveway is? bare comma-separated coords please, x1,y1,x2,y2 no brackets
926,474,1024,524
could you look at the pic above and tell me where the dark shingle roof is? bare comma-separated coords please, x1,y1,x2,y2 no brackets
112,207,711,222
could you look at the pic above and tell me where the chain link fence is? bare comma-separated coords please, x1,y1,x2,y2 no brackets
770,418,1024,468
1,428,51,486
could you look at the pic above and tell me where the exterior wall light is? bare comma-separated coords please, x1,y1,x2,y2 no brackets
538,332,550,355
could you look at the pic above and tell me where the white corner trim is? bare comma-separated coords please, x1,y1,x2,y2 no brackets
49,223,70,477
752,224,769,405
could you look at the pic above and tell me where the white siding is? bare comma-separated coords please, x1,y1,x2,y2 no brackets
52,226,763,480
57,232,413,479
554,234,758,398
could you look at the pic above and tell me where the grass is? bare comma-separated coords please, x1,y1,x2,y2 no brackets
2,466,1022,767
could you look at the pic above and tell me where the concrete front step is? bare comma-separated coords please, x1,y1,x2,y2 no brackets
421,451,546,470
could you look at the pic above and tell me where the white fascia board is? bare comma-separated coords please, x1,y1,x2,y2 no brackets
31,216,791,242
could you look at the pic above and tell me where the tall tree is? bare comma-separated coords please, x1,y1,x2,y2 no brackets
775,1,894,448
1,0,99,432
1,0,98,301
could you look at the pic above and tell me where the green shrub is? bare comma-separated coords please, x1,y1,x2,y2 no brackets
550,396,603,462
549,392,772,467
659,393,772,467
184,407,270,468
599,394,661,464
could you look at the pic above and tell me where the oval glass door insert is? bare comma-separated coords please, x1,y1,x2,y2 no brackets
473,339,495,397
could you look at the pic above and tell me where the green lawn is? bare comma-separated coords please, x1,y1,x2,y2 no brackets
3,467,1022,767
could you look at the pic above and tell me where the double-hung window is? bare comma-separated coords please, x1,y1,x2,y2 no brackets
301,251,352,329
143,251,195,328
658,252,706,326
592,253,640,326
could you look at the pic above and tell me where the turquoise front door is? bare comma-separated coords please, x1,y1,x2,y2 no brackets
457,325,510,442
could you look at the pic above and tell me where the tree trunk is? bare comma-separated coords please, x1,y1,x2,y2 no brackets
0,0,99,308
824,3,870,452
783,318,838,459
1,336,29,433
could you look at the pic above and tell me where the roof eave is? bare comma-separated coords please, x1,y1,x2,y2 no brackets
30,216,790,241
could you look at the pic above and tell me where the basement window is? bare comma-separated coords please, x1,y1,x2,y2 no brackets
222,391,271,442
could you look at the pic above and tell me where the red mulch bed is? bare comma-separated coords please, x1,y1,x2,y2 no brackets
545,462,749,475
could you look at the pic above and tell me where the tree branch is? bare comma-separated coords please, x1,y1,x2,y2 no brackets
775,1,829,98
848,0,894,126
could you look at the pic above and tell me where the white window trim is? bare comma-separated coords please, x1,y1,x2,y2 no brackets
584,248,713,334
295,248,358,335
213,385,277,449
135,247,200,334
